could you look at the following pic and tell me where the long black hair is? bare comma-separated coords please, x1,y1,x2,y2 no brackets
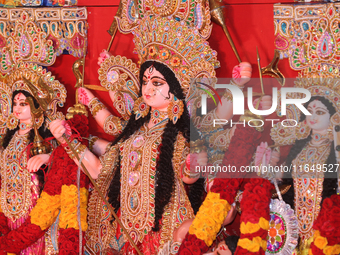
107,61,204,231
282,96,338,209
2,90,52,186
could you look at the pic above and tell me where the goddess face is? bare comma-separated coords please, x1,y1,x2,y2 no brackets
142,66,170,111
306,100,331,132
13,93,31,123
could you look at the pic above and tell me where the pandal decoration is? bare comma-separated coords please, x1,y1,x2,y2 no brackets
0,0,77,8
274,3,340,78
0,7,87,61
115,0,212,39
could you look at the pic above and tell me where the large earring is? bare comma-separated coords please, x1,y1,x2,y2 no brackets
7,113,19,130
133,96,150,120
34,114,44,129
168,95,184,124
295,120,311,140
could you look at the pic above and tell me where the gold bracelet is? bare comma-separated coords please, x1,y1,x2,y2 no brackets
89,136,99,151
88,97,107,117
182,163,200,179
222,89,233,102
62,139,87,160
230,79,244,90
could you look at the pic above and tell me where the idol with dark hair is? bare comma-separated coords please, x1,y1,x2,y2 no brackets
76,60,206,254
281,96,338,248
108,61,204,230
0,89,53,253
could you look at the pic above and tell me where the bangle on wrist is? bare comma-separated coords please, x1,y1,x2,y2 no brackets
89,135,99,151
88,97,107,117
62,139,87,160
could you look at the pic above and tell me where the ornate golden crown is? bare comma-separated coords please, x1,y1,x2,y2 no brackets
0,62,66,135
271,76,340,146
132,15,219,97
295,76,340,110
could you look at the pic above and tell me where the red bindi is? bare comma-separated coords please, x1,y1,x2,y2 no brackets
15,93,22,101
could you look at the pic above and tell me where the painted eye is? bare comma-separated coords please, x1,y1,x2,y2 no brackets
316,111,326,115
153,82,163,86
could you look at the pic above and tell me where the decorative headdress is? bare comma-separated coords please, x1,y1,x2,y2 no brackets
0,7,88,67
115,0,212,39
98,15,218,119
271,77,340,146
0,62,66,135
133,15,219,96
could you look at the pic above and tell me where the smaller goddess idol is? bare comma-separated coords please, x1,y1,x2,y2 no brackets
0,64,67,254
269,78,340,255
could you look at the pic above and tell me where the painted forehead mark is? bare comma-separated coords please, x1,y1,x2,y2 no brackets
14,93,24,101
147,66,154,79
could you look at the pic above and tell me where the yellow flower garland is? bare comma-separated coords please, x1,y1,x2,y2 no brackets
240,217,269,234
238,236,267,252
189,192,230,246
313,230,340,255
59,185,89,230
30,191,61,230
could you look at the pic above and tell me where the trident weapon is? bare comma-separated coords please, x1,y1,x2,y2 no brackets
261,49,285,87
22,76,142,255
66,59,88,119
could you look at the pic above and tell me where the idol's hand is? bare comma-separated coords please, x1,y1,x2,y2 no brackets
269,150,280,167
173,219,194,243
223,205,237,226
196,151,208,167
78,87,95,106
97,50,111,66
27,154,50,173
232,62,252,87
49,119,71,144
253,95,272,110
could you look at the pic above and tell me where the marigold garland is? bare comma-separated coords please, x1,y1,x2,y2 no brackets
235,178,272,255
240,217,269,235
238,236,267,252
179,126,263,254
30,191,61,230
309,194,340,255
189,192,230,246
0,114,90,253
59,185,88,230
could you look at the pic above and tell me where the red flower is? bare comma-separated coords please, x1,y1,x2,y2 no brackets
228,179,240,188
329,207,340,217
322,197,333,210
